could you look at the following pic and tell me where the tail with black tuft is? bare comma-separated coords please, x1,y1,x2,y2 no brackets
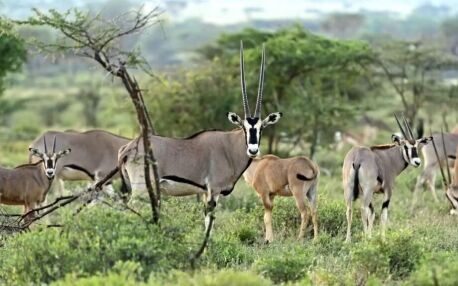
352,163,361,201
296,173,314,181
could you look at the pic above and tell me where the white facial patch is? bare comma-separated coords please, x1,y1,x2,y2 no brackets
243,119,262,157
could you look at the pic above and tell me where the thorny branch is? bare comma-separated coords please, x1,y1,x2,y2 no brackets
16,7,163,223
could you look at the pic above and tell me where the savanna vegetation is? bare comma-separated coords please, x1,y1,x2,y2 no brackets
0,1,458,285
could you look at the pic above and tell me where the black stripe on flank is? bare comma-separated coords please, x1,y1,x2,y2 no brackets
296,173,313,181
382,200,390,209
161,175,206,190
221,158,253,196
448,155,456,160
64,164,95,180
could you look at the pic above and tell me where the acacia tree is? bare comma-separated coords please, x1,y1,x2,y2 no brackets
0,19,26,93
201,26,374,155
376,40,458,127
16,8,163,223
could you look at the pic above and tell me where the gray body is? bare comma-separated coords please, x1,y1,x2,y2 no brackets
119,129,250,197
29,130,131,194
343,144,411,242
413,132,458,204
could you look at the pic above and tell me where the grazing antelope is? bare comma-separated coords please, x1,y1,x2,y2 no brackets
0,137,70,220
118,42,282,242
29,130,131,195
430,132,458,215
412,131,458,204
343,114,431,242
243,154,319,243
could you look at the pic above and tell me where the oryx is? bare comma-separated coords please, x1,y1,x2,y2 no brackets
243,154,319,243
430,131,458,215
413,131,458,204
343,114,431,242
118,41,282,244
0,137,70,220
29,130,131,196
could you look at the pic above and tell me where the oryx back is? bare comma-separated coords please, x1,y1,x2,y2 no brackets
30,130,130,181
119,129,250,197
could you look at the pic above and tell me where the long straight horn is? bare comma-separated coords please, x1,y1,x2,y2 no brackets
254,43,266,118
394,113,407,139
52,136,57,153
402,114,414,140
43,137,48,154
240,41,250,118
431,130,448,188
441,128,452,184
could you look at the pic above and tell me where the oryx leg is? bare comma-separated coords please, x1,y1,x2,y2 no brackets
361,187,374,237
261,193,275,243
192,183,218,263
446,191,458,215
380,195,390,238
413,164,438,205
292,182,309,241
345,199,353,243
306,180,318,240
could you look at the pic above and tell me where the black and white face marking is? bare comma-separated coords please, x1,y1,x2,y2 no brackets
29,148,71,179
392,135,431,167
228,112,282,158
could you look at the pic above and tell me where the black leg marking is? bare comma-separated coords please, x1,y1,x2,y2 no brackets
382,200,390,209
369,203,374,214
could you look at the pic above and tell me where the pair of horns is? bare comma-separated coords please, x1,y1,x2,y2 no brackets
240,41,265,118
431,129,452,187
394,113,415,141
43,136,57,154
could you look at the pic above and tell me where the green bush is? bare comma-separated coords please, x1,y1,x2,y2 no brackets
149,269,272,286
351,231,423,282
406,252,458,286
253,244,313,284
318,201,347,236
0,207,191,284
51,261,145,286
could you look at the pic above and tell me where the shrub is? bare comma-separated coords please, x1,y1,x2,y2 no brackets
150,269,272,286
351,230,423,283
406,252,458,286
0,207,191,284
51,261,145,286
253,244,313,284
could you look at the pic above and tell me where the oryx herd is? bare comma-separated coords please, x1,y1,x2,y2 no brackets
1,41,457,244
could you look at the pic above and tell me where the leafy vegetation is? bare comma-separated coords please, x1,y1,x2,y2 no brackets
0,2,458,285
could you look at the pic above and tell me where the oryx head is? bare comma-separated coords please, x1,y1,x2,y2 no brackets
29,136,71,179
392,113,431,167
227,41,282,158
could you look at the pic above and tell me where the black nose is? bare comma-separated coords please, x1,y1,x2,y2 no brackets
248,149,257,155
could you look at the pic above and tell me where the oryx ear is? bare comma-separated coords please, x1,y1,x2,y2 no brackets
262,112,282,128
418,136,432,145
227,112,242,127
391,134,403,145
57,148,71,158
29,148,43,158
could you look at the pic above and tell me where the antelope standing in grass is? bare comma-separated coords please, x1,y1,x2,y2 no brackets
430,132,458,215
118,42,282,244
343,114,431,242
0,137,70,220
29,130,131,196
243,154,319,243
412,131,458,204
